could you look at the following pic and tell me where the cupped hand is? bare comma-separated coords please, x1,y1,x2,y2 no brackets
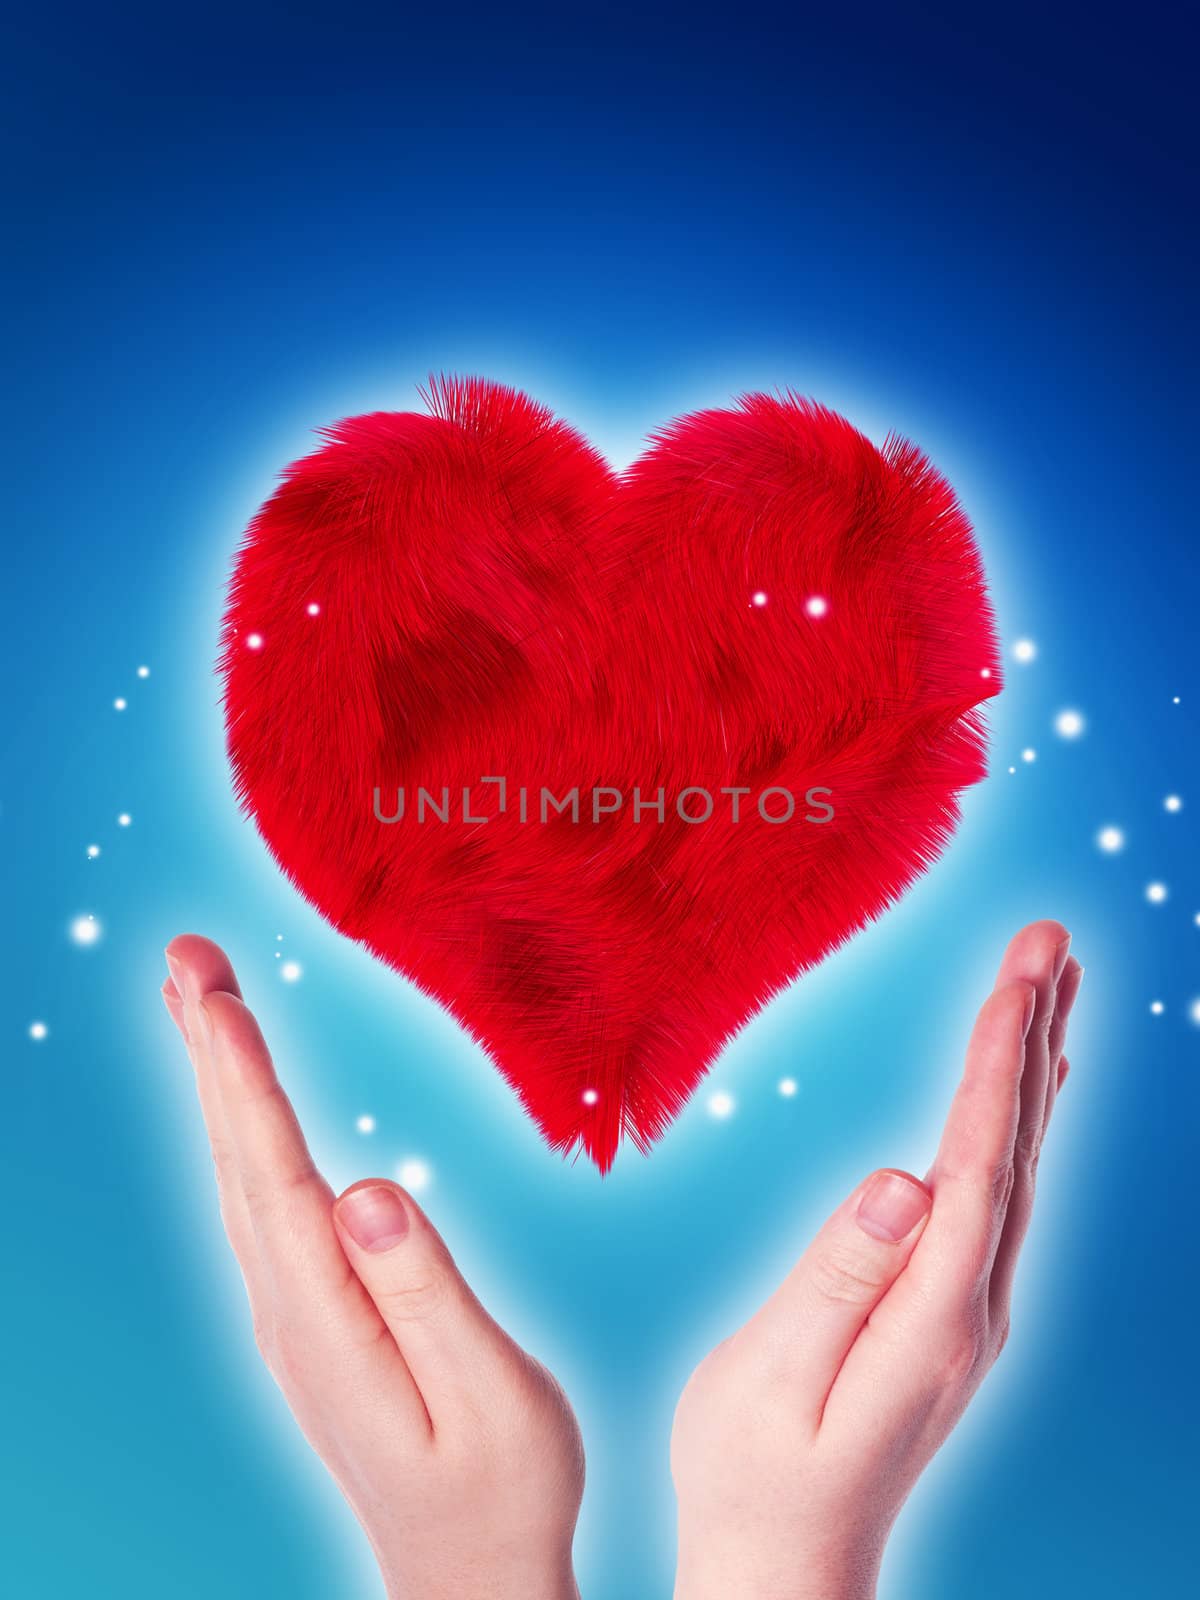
163,936,583,1600
671,920,1084,1600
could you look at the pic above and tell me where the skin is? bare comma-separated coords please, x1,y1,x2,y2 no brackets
162,936,583,1600
163,919,1081,1598
671,920,1083,1600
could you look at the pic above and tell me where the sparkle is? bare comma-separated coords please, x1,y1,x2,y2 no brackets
113,697,127,711
1054,708,1086,739
137,665,150,678
1145,882,1168,904
751,591,768,607
708,1091,736,1119
86,844,101,859
306,602,321,616
1008,765,1016,774
69,913,102,946
117,813,131,827
1173,696,1181,704
276,934,283,941
980,667,992,679
29,1021,48,1041
1190,998,1200,1028
805,595,828,618
1096,825,1125,854
397,1157,432,1193
1194,913,1200,928
1013,638,1038,664
1021,748,1037,763
356,1115,376,1135
246,632,264,650
1164,794,1183,813
778,1077,798,1098
274,951,281,959
1150,1000,1165,1016
280,960,303,983
582,1088,599,1106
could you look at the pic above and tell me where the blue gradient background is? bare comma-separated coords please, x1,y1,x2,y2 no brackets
3,5,1196,1595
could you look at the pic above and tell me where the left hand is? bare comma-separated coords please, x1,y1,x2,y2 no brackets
163,934,584,1600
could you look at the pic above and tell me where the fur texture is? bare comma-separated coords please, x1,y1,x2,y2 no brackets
221,377,999,1170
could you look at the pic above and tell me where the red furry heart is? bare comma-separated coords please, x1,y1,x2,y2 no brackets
221,377,998,1171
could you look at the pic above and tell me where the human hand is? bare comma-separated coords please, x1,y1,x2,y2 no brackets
671,920,1083,1600
162,936,583,1600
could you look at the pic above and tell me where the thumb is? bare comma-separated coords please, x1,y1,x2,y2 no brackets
746,1168,932,1415
333,1180,514,1415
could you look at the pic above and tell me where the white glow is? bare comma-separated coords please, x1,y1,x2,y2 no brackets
1021,748,1037,763
805,595,828,618
1164,794,1183,813
280,960,303,983
1012,638,1037,664
1189,998,1200,1028
708,1091,736,1119
1150,1001,1164,1016
397,1158,432,1193
246,632,264,650
69,914,102,946
1054,708,1086,739
751,591,768,607
980,667,992,679
113,697,127,711
778,1077,798,1098
356,1115,376,1135
117,813,131,827
137,665,150,678
582,1088,599,1106
1173,696,1181,704
86,844,100,859
306,602,321,616
29,1021,48,1041
1145,882,1168,904
1096,826,1125,854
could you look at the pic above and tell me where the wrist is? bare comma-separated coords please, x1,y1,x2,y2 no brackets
675,1534,880,1600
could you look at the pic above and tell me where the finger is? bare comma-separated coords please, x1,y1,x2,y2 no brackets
334,1180,526,1426
164,937,258,1286
192,980,429,1433
992,920,1071,1173
737,1168,932,1423
990,959,1083,1321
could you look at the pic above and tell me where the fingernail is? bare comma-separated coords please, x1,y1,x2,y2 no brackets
857,1172,932,1242
338,1186,410,1253
1022,985,1037,1036
165,950,187,1000
1053,934,1072,982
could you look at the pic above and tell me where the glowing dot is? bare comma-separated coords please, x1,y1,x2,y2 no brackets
778,1077,798,1097
86,844,101,859
980,667,992,679
1013,638,1037,664
1096,826,1125,853
246,633,264,650
805,595,828,618
113,697,127,711
1146,882,1168,904
582,1088,599,1106
1189,998,1200,1028
274,951,281,959
1164,794,1183,813
117,813,131,827
1008,765,1016,774
751,591,768,607
280,960,303,983
306,602,321,616
1054,708,1086,739
1173,696,1181,704
1150,1000,1165,1016
29,1021,48,1041
137,665,150,679
397,1158,432,1193
69,914,102,946
1194,913,1200,928
356,1115,376,1135
708,1091,736,1119
1022,748,1037,763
